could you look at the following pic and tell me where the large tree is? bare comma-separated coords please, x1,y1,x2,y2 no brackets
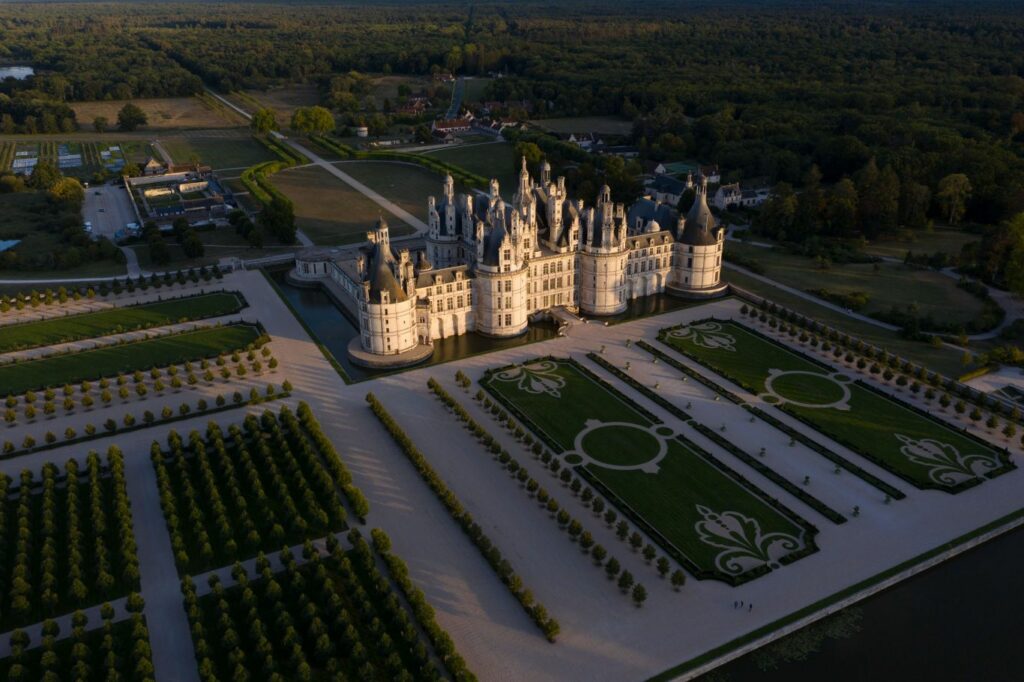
117,102,148,131
936,173,972,225
290,106,334,135
250,108,278,134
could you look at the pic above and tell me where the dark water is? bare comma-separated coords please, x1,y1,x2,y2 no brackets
708,521,1024,682
606,292,702,324
267,268,558,382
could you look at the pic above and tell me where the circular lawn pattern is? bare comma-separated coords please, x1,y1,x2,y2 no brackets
761,369,853,411
581,424,661,467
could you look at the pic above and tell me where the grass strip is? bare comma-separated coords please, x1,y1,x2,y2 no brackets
0,323,265,395
0,291,246,353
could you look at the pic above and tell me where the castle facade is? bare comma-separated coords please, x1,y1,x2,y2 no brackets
292,160,726,364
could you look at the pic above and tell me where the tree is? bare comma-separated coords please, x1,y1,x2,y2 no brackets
149,234,171,265
259,195,296,244
936,173,972,225
290,106,335,135
49,177,85,205
28,161,62,190
792,165,824,240
93,116,109,133
1001,213,1024,296
182,230,205,258
632,584,647,607
117,102,148,131
250,108,278,134
514,142,543,166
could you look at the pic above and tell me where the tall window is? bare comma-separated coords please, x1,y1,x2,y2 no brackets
505,314,512,326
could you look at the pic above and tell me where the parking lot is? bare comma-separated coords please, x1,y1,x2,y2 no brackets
82,183,139,242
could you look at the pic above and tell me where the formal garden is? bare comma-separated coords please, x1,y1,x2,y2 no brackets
0,447,139,631
0,291,247,353
181,529,470,682
659,319,1015,492
151,403,367,574
481,358,817,585
0,322,266,395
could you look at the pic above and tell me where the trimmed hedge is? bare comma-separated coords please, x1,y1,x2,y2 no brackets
365,392,561,641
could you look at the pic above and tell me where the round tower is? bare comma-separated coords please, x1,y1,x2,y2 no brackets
473,205,529,337
669,176,727,298
579,186,630,315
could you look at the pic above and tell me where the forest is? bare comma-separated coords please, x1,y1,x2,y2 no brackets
1,1,1023,229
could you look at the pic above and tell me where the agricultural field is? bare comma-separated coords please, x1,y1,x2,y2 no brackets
660,319,1014,492
531,116,635,135
0,291,246,353
0,322,264,395
423,141,517,192
726,241,987,329
482,358,816,584
0,448,139,631
71,94,247,130
272,164,417,245
151,406,352,574
336,160,439,225
0,139,154,178
160,134,277,170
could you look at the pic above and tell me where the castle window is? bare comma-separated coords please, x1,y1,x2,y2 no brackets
504,280,512,292
505,297,512,308
457,296,463,307
447,299,453,310
504,249,511,261
542,280,549,291
543,263,549,275
505,314,512,326
557,277,563,288
557,261,564,272
689,246,694,253
687,258,693,268
446,284,453,293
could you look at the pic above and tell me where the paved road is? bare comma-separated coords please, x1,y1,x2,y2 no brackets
446,76,465,119
82,184,142,276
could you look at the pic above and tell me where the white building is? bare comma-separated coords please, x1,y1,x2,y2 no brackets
293,159,726,364
714,182,771,210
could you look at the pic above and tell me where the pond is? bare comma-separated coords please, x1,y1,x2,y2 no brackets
706,521,1024,681
266,268,559,382
0,66,34,80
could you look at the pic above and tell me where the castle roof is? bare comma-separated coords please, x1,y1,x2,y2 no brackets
364,218,408,303
481,223,507,266
628,198,679,233
680,185,719,247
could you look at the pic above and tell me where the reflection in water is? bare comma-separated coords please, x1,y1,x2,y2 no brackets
268,268,557,382
0,66,34,80
706,522,1024,681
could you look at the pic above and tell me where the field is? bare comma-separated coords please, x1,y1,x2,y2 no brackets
160,134,277,170
0,291,246,353
71,94,247,130
863,227,981,259
531,116,635,135
336,160,440,224
236,85,320,127
462,76,492,101
483,358,815,583
423,141,517,192
272,164,417,245
724,269,967,377
727,242,986,328
661,319,1014,492
0,139,155,178
0,322,263,395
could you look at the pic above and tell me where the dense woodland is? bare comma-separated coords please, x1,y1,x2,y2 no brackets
1,1,1024,281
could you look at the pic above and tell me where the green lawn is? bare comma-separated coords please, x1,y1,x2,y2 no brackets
725,268,967,377
0,291,245,353
727,242,985,328
336,160,440,226
483,358,815,584
423,142,517,193
863,227,980,259
661,320,1014,492
272,164,417,245
0,323,263,395
161,135,276,170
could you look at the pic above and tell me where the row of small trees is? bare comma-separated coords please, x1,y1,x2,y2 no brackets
432,377,667,605
2,597,152,681
370,528,476,681
2,383,291,458
293,402,370,520
2,346,278,420
152,406,350,574
366,392,562,641
0,266,223,313
0,447,139,631
741,303,1024,448
183,532,442,682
